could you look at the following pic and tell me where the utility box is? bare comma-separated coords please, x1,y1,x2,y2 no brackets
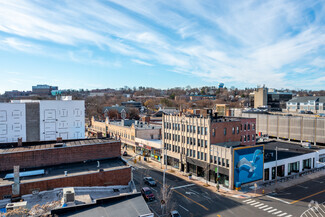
6,201,27,211
63,187,75,203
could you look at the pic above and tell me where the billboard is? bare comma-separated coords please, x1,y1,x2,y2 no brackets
233,145,264,187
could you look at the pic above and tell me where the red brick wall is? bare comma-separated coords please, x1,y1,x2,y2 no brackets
210,121,241,144
240,118,256,146
0,142,121,172
0,167,131,199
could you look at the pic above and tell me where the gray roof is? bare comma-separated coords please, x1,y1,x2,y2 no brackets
103,106,129,113
288,96,325,103
55,193,152,217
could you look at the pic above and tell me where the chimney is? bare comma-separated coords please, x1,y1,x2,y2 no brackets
56,137,62,143
18,138,22,147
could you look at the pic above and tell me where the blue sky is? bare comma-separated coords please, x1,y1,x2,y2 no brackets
0,0,325,93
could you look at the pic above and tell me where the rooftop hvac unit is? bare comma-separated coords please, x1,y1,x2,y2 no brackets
63,187,75,203
302,142,311,149
6,201,27,211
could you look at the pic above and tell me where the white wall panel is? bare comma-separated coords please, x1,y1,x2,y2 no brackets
0,103,26,143
40,100,85,141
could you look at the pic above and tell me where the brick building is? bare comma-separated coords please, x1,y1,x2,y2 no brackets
162,111,256,189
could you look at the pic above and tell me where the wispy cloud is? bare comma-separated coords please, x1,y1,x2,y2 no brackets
0,0,324,89
132,59,154,66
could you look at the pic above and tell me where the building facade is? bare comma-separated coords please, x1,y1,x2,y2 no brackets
32,84,58,96
286,96,325,113
0,99,85,143
162,113,256,189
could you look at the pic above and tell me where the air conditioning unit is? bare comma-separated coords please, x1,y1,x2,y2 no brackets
63,187,75,203
6,201,27,211
302,142,311,149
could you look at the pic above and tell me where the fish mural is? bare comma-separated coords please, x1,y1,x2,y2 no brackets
235,149,263,178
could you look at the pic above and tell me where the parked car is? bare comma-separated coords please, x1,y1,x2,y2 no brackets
299,110,305,114
306,111,314,114
170,210,181,217
317,113,325,117
141,187,155,202
122,151,128,156
143,177,157,186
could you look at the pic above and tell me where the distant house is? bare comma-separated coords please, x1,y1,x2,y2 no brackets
103,106,129,120
287,96,325,113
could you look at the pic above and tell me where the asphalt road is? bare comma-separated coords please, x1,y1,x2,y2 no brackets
124,155,325,217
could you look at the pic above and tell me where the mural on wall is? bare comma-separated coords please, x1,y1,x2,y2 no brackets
233,145,264,187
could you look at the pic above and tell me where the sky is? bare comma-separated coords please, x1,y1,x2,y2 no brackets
0,0,325,93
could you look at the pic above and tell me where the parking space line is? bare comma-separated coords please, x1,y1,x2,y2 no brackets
179,204,189,212
290,189,325,204
171,184,195,190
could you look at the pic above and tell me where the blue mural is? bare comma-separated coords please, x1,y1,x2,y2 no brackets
234,146,264,187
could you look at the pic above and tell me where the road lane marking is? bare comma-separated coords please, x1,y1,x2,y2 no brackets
179,205,189,212
273,210,282,215
268,208,277,213
246,200,256,204
285,215,292,217
259,205,268,209
203,195,212,200
278,213,287,216
296,185,308,189
255,203,264,207
311,180,324,184
243,199,252,202
266,195,291,205
171,184,195,190
250,202,260,206
173,189,209,211
190,189,200,194
264,207,273,211
290,189,325,204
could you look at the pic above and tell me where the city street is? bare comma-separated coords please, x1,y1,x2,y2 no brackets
124,155,325,217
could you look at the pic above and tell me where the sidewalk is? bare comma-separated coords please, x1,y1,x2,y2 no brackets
127,151,325,200
128,152,250,199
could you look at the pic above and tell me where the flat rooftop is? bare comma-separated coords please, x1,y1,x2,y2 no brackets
0,138,118,154
0,158,127,187
56,193,152,217
262,140,325,163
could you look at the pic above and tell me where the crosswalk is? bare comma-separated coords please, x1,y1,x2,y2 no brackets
300,202,325,217
242,198,292,217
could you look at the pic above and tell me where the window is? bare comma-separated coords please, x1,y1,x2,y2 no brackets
198,139,200,147
205,127,207,135
205,140,207,148
212,128,215,137
244,135,246,142
252,134,255,142
218,157,221,165
244,124,246,131
190,138,192,145
190,149,192,157
214,156,217,164
226,159,229,168
232,127,235,134
193,138,196,146
247,135,250,141
210,155,213,163
193,150,195,157
248,124,250,130
187,137,189,144
193,126,196,133
201,152,204,160
151,135,153,139
172,145,174,152
190,125,192,133
187,148,189,156
198,151,200,159
178,124,180,130
237,126,239,134
178,135,180,142
187,125,189,132
178,146,180,153
201,127,204,135
198,127,200,134
224,128,227,136
252,124,255,130
204,153,207,161
222,158,225,166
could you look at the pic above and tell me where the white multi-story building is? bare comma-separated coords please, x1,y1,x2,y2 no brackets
0,98,85,143
286,96,325,113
